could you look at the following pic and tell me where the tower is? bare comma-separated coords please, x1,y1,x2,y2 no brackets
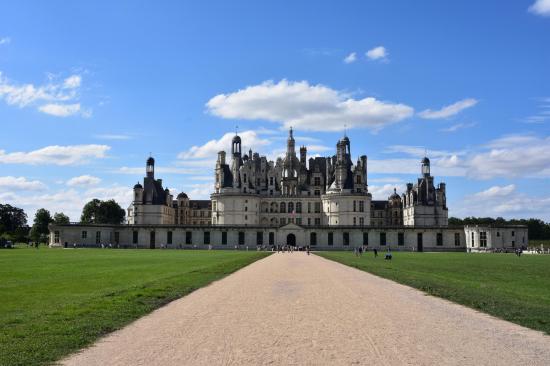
146,157,155,178
421,156,430,177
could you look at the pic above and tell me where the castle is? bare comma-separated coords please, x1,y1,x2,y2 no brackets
49,129,526,252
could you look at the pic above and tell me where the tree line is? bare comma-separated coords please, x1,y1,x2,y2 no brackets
449,217,550,240
0,199,125,245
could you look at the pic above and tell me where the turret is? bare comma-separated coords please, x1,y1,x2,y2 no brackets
146,157,155,178
300,146,307,166
421,156,430,177
133,182,143,203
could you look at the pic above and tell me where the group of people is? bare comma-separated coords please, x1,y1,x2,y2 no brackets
274,245,311,255
353,246,393,260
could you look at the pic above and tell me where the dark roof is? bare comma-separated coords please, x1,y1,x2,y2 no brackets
134,182,143,189
190,200,211,210
142,177,168,205
177,192,188,199
371,200,388,210
147,157,155,165
421,156,430,165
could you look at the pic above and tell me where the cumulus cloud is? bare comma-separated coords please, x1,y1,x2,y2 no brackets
206,80,414,132
0,71,90,117
179,130,271,159
377,134,550,179
452,184,550,221
0,144,110,166
343,52,357,64
369,184,402,200
38,103,83,117
366,46,388,61
0,37,10,45
529,0,550,16
418,98,478,119
66,175,101,187
0,176,46,191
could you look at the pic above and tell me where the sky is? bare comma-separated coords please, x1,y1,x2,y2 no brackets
0,0,549,222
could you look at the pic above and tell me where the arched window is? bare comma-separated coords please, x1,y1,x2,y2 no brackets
296,202,302,213
280,202,286,213
288,202,294,213
356,175,361,184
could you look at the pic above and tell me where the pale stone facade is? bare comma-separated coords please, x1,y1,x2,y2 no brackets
212,129,371,227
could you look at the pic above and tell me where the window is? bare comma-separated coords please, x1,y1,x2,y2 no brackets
81,231,87,239
308,202,311,213
314,218,321,226
353,201,356,212
114,232,120,245
280,202,286,213
296,218,302,225
496,231,500,237
256,232,263,245
437,233,443,246
269,232,274,246
328,232,333,246
314,202,321,213
186,231,192,244
480,232,487,247
359,217,364,226
343,232,350,246
296,202,302,213
270,177,274,185
454,232,460,246
307,218,311,226
314,176,321,186
353,217,356,226
314,189,320,196
133,231,138,244
280,218,286,225
288,202,294,213
244,206,248,212
222,231,227,245
96,231,101,244
380,232,386,246
310,232,317,246
167,231,173,245
511,231,515,237
238,232,245,245
359,201,364,212
54,231,60,243
244,174,247,183
204,232,210,245
363,232,369,246
398,232,404,246
471,232,475,247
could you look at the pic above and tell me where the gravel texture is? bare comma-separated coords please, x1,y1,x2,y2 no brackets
62,252,550,365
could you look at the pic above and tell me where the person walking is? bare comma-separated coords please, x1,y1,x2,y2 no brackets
374,248,378,258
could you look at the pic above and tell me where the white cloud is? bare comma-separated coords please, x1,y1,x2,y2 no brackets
66,175,101,187
0,176,46,191
452,184,550,221
440,122,476,132
472,184,516,199
369,184,401,200
0,71,90,117
207,80,414,132
343,52,357,64
418,98,478,119
375,134,550,179
529,0,550,16
39,103,82,117
179,130,271,159
0,144,110,166
0,37,10,45
366,46,388,61
116,166,201,175
63,75,81,89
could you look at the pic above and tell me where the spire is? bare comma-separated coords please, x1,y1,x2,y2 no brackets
288,127,294,140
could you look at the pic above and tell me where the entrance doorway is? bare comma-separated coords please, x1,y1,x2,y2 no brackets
417,232,423,252
150,231,156,249
287,233,296,246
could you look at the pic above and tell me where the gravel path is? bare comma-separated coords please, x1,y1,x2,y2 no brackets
62,252,550,366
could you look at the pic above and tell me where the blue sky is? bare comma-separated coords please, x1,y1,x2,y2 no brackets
1,0,549,221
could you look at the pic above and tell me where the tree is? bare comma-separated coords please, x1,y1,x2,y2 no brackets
30,208,53,243
53,212,70,225
0,204,27,234
81,199,125,224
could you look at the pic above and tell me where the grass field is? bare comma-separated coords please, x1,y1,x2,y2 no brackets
0,248,270,366
317,251,550,335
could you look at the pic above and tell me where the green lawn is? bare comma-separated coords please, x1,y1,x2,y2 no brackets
317,251,550,335
0,248,270,366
